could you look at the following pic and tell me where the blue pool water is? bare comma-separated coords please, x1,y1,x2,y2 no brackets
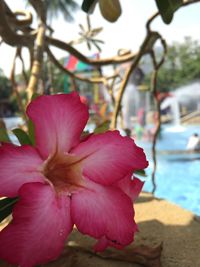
137,125,200,216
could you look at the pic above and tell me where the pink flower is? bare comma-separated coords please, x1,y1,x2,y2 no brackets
0,93,148,267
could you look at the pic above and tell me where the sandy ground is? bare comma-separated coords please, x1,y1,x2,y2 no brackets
134,193,200,267
0,192,200,267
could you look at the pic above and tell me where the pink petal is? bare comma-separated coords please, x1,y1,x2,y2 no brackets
93,236,109,251
115,175,144,202
0,183,73,267
0,143,44,197
71,131,148,185
26,93,89,159
71,179,137,250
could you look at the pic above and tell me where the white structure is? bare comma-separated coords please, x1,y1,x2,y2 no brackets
173,81,200,111
122,83,140,129
161,96,181,126
186,134,200,150
161,96,185,132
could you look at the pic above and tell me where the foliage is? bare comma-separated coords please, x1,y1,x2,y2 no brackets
0,126,11,143
28,0,79,22
82,0,183,24
0,197,18,223
144,37,200,92
0,70,12,99
49,0,79,22
155,0,183,24
0,70,19,115
12,128,33,145
81,0,97,12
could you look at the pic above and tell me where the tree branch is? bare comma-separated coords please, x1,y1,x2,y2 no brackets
25,0,47,99
45,46,119,85
10,48,27,122
26,23,46,100
18,47,29,85
110,31,160,129
150,38,167,194
46,36,138,66
0,1,34,47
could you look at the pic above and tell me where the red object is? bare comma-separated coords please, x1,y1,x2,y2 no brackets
65,53,99,71
80,95,88,106
156,92,173,102
66,55,78,71
0,93,148,267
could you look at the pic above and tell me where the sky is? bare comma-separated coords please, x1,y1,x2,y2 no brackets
1,0,200,77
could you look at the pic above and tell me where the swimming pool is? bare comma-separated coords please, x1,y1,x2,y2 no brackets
137,125,200,216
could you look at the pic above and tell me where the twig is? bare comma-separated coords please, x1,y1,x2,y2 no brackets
110,31,160,129
45,46,119,85
149,38,167,194
182,0,200,7
10,48,27,123
0,1,34,47
46,36,137,66
17,47,29,85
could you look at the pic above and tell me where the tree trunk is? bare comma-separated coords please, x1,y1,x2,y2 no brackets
26,22,46,100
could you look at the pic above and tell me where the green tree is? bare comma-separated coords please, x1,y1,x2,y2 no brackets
147,37,200,92
0,69,20,115
45,0,79,22
0,69,12,99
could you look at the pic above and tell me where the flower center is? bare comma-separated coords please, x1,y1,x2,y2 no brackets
43,153,84,194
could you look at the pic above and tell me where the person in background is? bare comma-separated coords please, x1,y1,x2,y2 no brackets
186,133,200,151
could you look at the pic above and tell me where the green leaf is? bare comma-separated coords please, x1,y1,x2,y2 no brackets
99,0,122,23
31,92,40,101
0,119,11,143
81,130,90,137
81,0,98,13
0,197,18,223
94,120,110,134
26,93,40,146
28,120,35,145
155,0,183,24
134,169,147,177
12,128,32,145
0,128,11,143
